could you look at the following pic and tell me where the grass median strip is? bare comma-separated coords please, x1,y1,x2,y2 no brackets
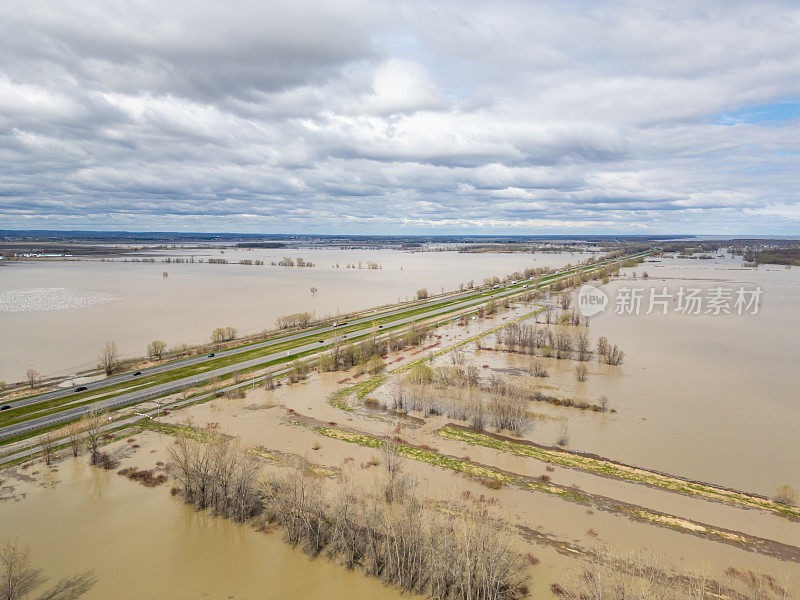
2,251,647,441
437,425,800,520
1,292,497,428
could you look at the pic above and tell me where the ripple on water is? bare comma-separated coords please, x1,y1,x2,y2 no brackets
0,288,117,313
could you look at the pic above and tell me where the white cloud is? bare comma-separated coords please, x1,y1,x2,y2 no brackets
0,0,799,233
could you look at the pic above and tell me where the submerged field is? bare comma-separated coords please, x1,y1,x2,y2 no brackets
0,247,593,381
1,252,798,600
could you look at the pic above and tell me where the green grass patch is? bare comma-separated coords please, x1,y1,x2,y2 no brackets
437,426,800,519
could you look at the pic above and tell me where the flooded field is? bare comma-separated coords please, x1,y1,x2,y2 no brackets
1,287,798,600
555,254,799,495
0,248,591,382
0,458,412,600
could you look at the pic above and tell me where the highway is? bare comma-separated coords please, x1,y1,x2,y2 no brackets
0,251,649,442
6,259,600,411
0,289,522,439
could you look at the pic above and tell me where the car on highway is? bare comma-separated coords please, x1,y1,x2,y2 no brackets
133,371,142,376
208,353,215,357
74,386,87,392
0,405,10,411
318,340,325,343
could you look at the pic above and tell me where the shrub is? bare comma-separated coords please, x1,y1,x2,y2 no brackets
367,355,386,374
775,485,798,506
406,362,433,384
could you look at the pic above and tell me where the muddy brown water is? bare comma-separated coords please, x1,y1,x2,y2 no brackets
3,253,798,598
0,248,590,381
0,457,413,600
482,255,800,497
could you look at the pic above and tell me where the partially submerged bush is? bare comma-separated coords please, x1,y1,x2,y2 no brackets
775,484,798,506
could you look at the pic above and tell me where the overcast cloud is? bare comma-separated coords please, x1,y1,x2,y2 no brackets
1,0,799,234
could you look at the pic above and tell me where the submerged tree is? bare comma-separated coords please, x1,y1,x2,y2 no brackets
0,536,96,600
146,340,167,360
97,341,119,376
24,369,39,390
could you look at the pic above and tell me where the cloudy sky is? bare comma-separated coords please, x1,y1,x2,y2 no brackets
1,1,799,234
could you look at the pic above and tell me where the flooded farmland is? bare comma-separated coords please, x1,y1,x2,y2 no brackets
2,250,798,600
553,254,800,495
0,458,412,600
0,248,591,382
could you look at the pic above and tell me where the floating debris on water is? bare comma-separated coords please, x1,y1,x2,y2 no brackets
0,288,117,312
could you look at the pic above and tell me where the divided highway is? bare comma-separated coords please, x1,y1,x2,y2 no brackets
0,251,650,443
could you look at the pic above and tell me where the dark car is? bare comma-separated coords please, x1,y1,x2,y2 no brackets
318,339,325,343
208,353,215,357
0,405,10,411
133,371,142,376
75,386,88,392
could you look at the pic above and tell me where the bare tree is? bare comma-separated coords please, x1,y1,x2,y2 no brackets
146,340,167,360
556,422,569,446
64,421,83,457
489,393,534,435
1,536,96,600
97,341,119,376
450,348,465,366
775,484,798,506
380,438,414,503
310,287,318,295
259,461,527,599
40,432,55,466
553,326,573,359
531,360,549,378
465,365,480,387
24,369,39,389
603,344,625,366
596,336,610,359
560,292,573,310
575,364,588,382
0,536,36,600
81,410,106,465
574,327,592,361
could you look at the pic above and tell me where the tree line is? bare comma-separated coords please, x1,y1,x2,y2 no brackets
166,432,528,600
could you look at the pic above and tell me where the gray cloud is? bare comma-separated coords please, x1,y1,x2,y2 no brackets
1,0,799,234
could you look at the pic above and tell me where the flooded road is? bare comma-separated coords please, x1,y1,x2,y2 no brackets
0,248,590,381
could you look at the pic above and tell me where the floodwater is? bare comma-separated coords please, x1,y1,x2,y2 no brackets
2,294,797,599
494,254,800,496
0,248,591,381
0,458,410,600
156,327,799,597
